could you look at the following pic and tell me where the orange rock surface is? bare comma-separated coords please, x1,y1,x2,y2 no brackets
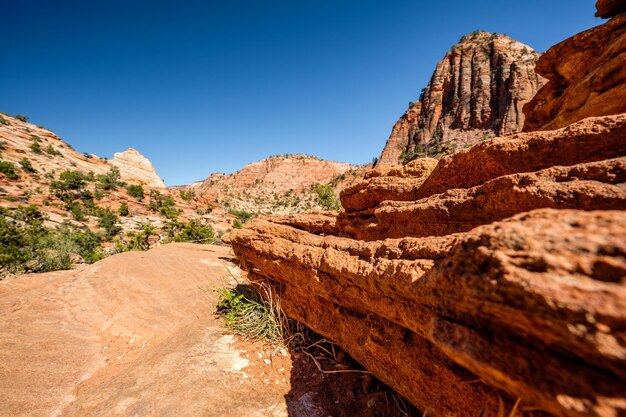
523,15,626,131
232,114,626,416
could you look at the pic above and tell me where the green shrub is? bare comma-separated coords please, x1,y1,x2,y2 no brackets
50,170,92,196
0,206,103,274
314,184,340,210
229,209,253,225
15,114,28,122
66,201,86,221
170,219,214,243
45,145,61,156
0,161,19,180
216,284,285,343
96,208,121,239
68,228,103,264
29,142,42,154
179,189,195,202
118,202,129,216
126,184,144,201
122,222,156,251
0,216,33,272
19,158,36,173
148,190,180,219
97,166,122,191
0,116,9,125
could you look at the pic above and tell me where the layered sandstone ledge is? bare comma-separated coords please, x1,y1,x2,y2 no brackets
523,14,626,131
231,8,626,416
231,114,626,417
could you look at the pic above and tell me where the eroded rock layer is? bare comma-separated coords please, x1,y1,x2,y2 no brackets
523,14,626,131
231,114,626,417
377,32,545,165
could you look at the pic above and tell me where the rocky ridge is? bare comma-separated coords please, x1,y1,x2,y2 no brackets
377,31,545,165
0,114,228,265
230,12,626,417
0,115,164,187
186,154,365,216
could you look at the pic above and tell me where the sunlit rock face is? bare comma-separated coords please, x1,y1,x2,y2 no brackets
377,31,545,166
111,147,165,187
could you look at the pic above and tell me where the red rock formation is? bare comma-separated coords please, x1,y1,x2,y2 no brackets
231,114,626,417
523,14,626,131
230,9,626,417
378,32,545,165
188,154,365,215
595,0,626,18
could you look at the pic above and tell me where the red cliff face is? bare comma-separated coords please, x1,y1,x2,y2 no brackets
523,13,626,131
378,31,545,166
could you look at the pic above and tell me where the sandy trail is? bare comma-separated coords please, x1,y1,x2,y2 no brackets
0,243,290,417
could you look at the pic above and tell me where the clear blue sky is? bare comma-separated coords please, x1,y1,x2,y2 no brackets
1,1,599,185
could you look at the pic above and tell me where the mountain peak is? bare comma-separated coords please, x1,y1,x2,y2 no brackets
377,32,545,166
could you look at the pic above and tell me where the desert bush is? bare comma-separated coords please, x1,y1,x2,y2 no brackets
119,222,156,252
0,161,19,180
126,184,144,201
0,215,33,272
118,202,129,216
229,209,253,225
148,189,180,219
0,206,103,274
66,201,86,221
216,283,286,343
96,166,122,191
96,208,121,239
29,142,42,154
53,170,91,191
314,184,340,210
169,219,214,243
45,145,61,156
179,189,195,201
15,114,28,122
19,157,36,173
0,116,9,125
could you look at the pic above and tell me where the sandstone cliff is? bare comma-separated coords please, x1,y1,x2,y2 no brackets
232,114,626,417
111,148,165,188
377,31,545,165
230,10,626,416
523,14,626,131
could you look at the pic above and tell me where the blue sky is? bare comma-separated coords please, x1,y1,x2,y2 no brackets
1,1,599,185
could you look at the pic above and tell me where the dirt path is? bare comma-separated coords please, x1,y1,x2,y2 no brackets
0,243,292,417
